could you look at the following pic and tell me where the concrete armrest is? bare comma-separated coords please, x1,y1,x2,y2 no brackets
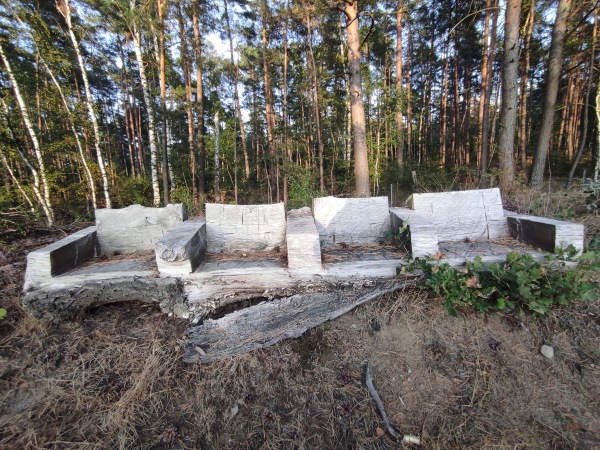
389,208,439,258
24,226,99,291
155,220,207,276
504,210,584,253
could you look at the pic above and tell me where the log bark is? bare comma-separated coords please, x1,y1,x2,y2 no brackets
22,277,185,324
184,279,416,363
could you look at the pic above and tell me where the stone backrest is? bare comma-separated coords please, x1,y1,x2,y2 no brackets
95,204,187,254
406,188,508,241
205,203,286,253
312,196,390,247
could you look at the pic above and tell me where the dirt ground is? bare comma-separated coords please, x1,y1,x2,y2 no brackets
1,189,600,449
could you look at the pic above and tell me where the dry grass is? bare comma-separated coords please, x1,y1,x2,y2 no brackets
1,186,599,449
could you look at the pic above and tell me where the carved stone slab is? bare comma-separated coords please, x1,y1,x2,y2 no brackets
286,207,322,270
205,203,286,253
95,204,187,254
312,196,390,247
407,188,508,241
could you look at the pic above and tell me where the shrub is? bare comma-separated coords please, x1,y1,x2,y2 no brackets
402,249,598,317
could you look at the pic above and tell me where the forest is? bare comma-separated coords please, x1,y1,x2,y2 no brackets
0,0,598,226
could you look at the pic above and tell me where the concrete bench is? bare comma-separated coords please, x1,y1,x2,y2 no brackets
391,188,585,257
205,202,286,253
155,220,207,276
312,196,390,247
286,207,322,271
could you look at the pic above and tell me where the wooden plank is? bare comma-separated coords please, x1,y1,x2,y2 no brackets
184,279,416,363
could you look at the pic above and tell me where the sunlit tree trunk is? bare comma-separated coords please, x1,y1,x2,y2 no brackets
130,0,161,206
341,0,370,197
157,0,169,204
530,0,572,187
214,111,220,201
518,0,534,173
498,0,522,191
0,42,53,224
58,0,110,209
262,0,277,202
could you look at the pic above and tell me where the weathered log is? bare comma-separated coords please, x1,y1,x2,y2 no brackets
22,276,185,323
184,278,417,363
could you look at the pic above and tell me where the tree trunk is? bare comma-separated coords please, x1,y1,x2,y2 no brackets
342,1,370,197
59,0,110,209
0,42,54,224
306,13,325,192
262,0,277,202
567,12,597,187
395,0,404,167
40,56,97,210
518,0,534,173
529,0,572,187
157,0,169,204
214,111,220,201
224,0,250,181
192,2,206,201
497,0,522,191
177,4,198,206
130,0,161,206
478,0,498,183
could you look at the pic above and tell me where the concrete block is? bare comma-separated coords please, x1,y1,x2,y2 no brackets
24,226,99,291
313,196,390,247
156,220,207,276
95,204,187,254
407,188,508,241
390,208,439,258
206,203,286,253
286,207,322,270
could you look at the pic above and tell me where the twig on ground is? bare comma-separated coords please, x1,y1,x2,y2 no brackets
364,359,402,440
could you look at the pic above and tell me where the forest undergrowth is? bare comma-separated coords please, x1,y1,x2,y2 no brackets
0,184,599,449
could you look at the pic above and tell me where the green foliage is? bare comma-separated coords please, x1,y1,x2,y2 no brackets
286,165,322,210
403,250,598,317
0,308,6,320
111,177,153,208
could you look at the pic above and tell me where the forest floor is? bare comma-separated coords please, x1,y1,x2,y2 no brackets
1,187,600,449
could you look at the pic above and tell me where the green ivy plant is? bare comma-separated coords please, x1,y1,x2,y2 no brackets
401,249,598,317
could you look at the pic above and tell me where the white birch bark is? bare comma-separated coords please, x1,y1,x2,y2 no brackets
59,0,111,208
214,111,220,202
40,56,97,210
0,42,54,224
130,0,161,207
0,148,34,209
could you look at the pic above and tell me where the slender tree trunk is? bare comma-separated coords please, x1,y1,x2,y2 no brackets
407,21,413,160
440,44,450,165
396,0,404,167
223,0,250,181
177,4,198,206
157,0,169,204
595,71,600,181
567,12,597,187
342,1,370,197
478,0,498,182
58,0,110,209
0,149,34,209
130,0,161,206
497,0,522,191
530,0,572,187
518,0,534,173
282,5,289,202
192,2,206,200
262,0,277,202
0,42,54,224
41,57,97,210
306,13,325,192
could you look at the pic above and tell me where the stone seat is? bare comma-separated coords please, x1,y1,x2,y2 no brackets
390,188,584,258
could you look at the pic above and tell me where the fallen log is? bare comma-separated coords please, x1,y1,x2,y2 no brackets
22,276,185,323
184,278,417,363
